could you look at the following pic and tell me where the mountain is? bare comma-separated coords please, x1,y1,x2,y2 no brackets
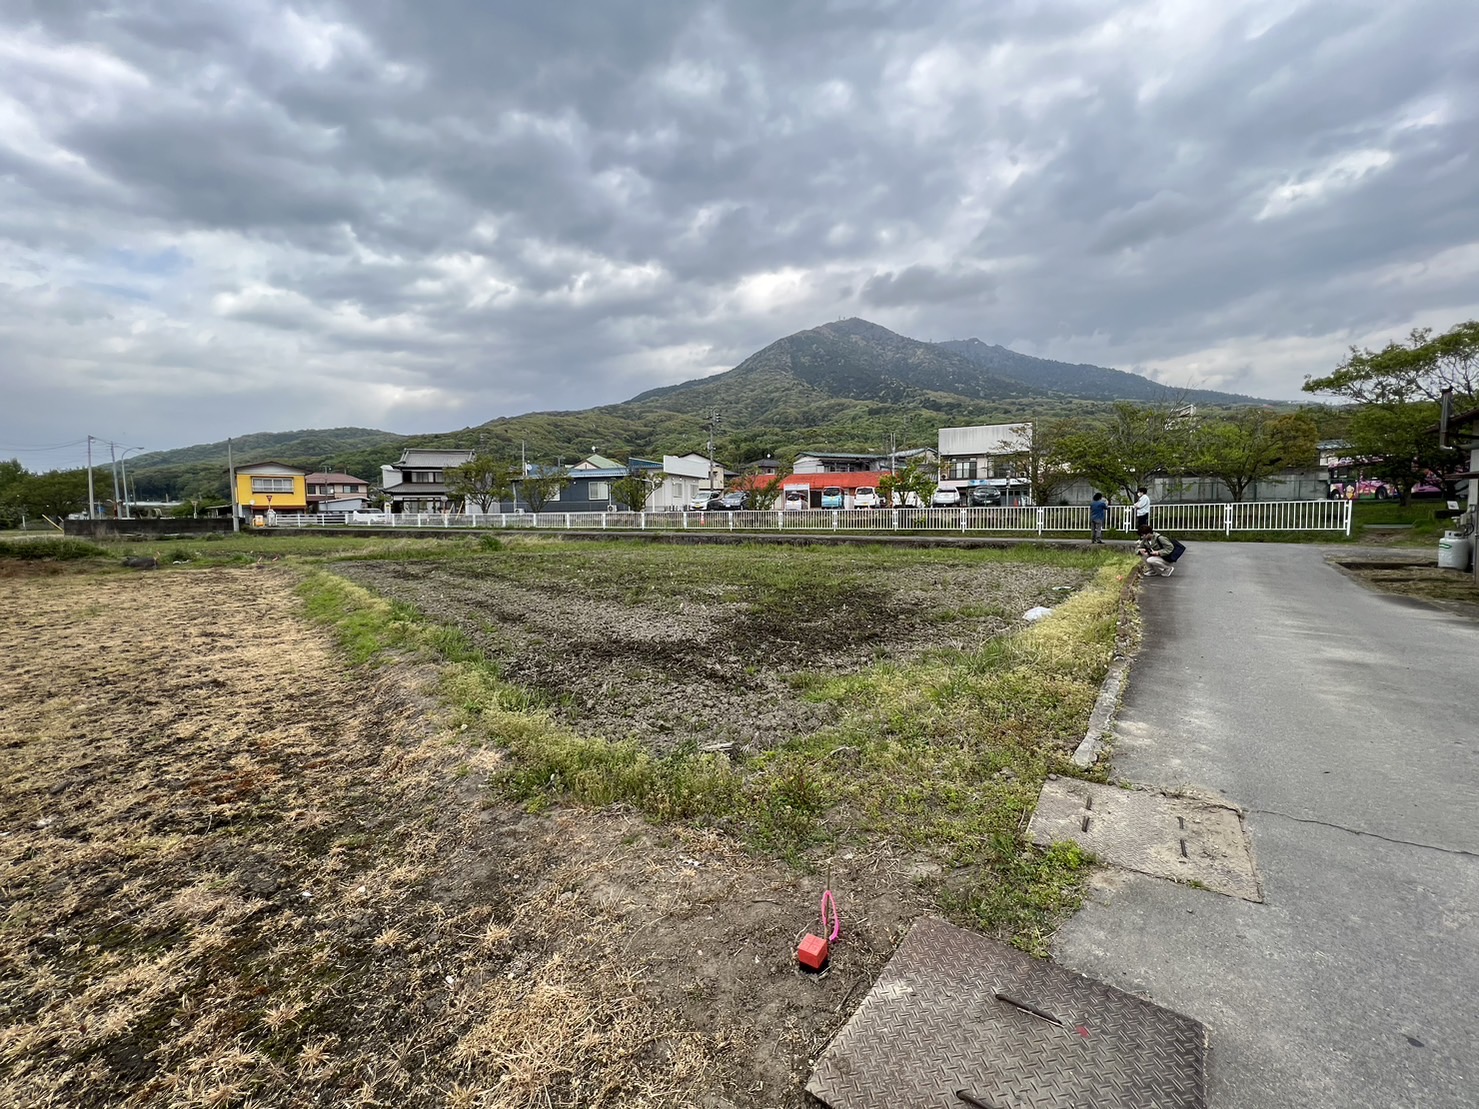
126,320,1284,499
936,338,1266,406
632,318,1037,417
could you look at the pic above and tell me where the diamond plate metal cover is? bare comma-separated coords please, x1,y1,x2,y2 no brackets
806,917,1206,1109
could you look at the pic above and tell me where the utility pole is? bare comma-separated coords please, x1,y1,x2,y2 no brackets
707,411,721,494
107,441,121,517
227,437,240,533
86,435,96,520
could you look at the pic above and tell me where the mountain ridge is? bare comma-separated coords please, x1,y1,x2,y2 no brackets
935,337,1266,406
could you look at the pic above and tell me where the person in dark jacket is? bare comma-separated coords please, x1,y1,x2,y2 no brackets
1089,492,1108,544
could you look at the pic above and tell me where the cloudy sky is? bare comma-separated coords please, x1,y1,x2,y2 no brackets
3,0,1478,468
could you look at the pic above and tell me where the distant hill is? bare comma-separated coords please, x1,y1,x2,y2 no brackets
935,338,1266,406
127,427,410,501
133,427,407,470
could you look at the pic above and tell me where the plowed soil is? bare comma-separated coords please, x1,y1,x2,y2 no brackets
333,542,1086,753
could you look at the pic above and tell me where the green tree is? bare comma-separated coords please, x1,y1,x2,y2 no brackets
741,454,794,510
1344,402,1457,505
610,470,662,511
446,457,518,512
12,469,92,520
878,457,936,507
1193,410,1319,501
0,459,25,528
1303,321,1479,405
1303,322,1478,504
1057,401,1196,500
519,470,571,512
1010,420,1077,505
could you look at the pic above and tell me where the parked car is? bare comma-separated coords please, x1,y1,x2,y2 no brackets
783,491,809,510
820,486,844,509
931,487,961,507
968,485,1002,507
854,486,881,509
719,491,749,510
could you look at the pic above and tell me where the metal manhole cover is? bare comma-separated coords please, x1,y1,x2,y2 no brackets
806,917,1206,1109
1027,779,1262,902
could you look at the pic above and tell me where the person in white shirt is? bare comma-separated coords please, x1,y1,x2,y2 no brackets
1133,487,1151,531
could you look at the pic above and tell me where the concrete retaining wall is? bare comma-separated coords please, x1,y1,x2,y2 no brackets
64,518,236,539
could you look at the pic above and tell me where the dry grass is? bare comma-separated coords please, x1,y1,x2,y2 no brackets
0,569,749,1107
1,550,1133,1106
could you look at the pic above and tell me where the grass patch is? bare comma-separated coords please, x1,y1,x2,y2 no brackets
1350,499,1456,545
302,547,1135,953
0,537,107,560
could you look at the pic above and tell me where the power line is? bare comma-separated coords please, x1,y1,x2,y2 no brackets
0,438,89,453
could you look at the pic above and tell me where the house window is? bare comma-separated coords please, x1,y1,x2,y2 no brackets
250,477,295,493
589,481,608,500
946,461,978,481
408,470,440,483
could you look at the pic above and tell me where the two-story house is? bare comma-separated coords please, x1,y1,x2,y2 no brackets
305,472,371,512
234,461,307,523
380,448,476,512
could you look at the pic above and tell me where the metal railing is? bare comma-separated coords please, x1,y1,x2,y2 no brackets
263,500,1352,536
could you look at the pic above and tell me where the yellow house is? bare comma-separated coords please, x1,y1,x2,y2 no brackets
234,461,308,522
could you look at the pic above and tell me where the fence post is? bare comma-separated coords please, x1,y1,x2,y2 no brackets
683,512,689,529
1224,504,1233,536
831,510,838,531
601,513,607,529
1344,498,1352,536
893,509,900,531
1036,508,1045,536
640,512,646,531
777,511,784,530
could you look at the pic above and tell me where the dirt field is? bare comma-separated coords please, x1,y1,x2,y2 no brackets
333,542,1089,754
1332,554,1479,612
0,566,945,1108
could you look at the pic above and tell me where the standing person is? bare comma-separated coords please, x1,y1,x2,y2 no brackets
1133,486,1152,531
1136,524,1177,576
1089,492,1108,544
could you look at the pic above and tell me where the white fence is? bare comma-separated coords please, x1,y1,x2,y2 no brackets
262,500,1352,537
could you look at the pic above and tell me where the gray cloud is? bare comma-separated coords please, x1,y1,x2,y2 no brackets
2,0,1478,468
861,264,996,308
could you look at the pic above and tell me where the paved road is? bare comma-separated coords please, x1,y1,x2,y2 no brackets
1054,543,1479,1109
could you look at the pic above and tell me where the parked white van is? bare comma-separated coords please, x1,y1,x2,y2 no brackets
854,486,880,509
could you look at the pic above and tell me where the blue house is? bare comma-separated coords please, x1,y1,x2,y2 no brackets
550,455,670,512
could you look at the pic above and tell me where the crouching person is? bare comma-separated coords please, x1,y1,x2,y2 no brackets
1136,525,1177,576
